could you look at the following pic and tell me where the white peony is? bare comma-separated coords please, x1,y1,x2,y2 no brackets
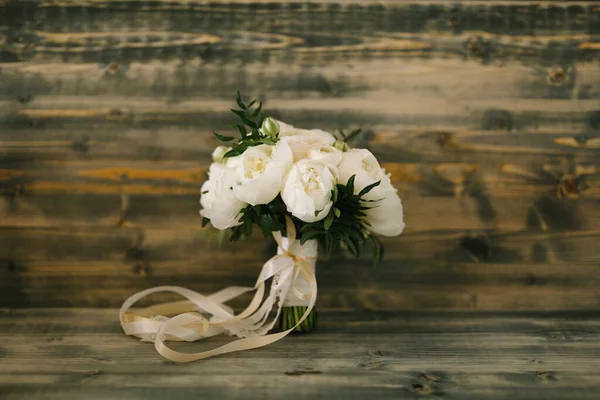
364,187,405,237
337,148,390,200
307,145,343,170
277,121,336,161
281,159,336,223
224,154,241,169
233,140,293,205
337,148,404,236
200,163,248,230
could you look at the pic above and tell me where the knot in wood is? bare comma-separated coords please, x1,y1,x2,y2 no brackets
547,65,566,85
558,175,588,199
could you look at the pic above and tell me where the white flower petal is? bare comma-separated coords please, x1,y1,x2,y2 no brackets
338,148,381,187
276,120,336,161
308,145,343,169
365,189,405,237
281,159,335,223
233,140,293,205
199,163,247,230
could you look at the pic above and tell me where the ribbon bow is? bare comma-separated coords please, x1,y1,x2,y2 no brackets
119,217,317,362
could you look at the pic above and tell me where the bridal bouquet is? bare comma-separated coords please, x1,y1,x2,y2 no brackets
119,93,404,362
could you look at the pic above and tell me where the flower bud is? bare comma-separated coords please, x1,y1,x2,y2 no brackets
333,140,348,152
212,145,229,163
261,117,280,137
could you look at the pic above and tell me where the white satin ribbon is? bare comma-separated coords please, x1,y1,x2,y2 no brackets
119,217,317,362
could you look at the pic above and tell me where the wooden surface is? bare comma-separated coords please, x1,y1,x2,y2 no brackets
2,308,600,399
2,0,600,310
3,2,600,398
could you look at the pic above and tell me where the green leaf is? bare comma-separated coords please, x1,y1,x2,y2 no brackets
268,197,287,213
333,207,341,218
248,99,257,108
236,91,246,109
230,226,243,242
235,124,247,138
231,109,245,118
223,147,246,158
332,185,338,203
213,131,235,142
300,230,322,244
324,212,334,231
359,180,381,197
370,235,384,269
347,229,365,245
236,98,246,110
201,217,210,227
258,214,283,233
256,137,278,145
230,109,256,128
252,102,263,117
343,236,359,257
244,116,258,129
324,234,334,254
243,217,253,237
256,114,267,130
346,175,356,195
344,128,362,143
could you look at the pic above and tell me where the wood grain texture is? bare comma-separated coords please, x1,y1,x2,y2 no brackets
2,308,600,399
2,0,600,308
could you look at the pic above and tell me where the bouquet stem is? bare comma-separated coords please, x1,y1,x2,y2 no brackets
279,306,317,333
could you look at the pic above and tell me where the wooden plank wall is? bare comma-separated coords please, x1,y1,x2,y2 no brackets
1,0,600,309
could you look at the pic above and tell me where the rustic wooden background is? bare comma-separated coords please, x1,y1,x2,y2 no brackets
1,0,600,311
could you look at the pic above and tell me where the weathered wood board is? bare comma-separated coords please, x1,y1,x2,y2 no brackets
2,309,600,399
1,0,600,309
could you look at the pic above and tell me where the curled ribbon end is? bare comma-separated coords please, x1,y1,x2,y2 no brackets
119,231,318,362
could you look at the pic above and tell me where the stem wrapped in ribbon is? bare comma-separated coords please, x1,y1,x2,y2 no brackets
119,217,317,362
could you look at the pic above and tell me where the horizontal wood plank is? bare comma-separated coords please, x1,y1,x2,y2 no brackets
2,309,600,399
2,226,600,308
2,0,600,309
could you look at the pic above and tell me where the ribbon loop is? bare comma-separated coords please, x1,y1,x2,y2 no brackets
120,220,317,362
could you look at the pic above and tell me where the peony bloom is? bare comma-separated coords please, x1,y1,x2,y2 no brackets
364,186,405,237
338,148,404,236
337,148,391,200
200,163,248,230
232,140,293,205
281,159,336,223
307,145,343,170
277,121,336,161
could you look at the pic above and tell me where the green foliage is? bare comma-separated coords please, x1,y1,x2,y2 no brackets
229,196,287,241
335,128,363,144
212,131,234,142
212,91,277,158
279,306,317,332
299,175,385,268
204,175,385,267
